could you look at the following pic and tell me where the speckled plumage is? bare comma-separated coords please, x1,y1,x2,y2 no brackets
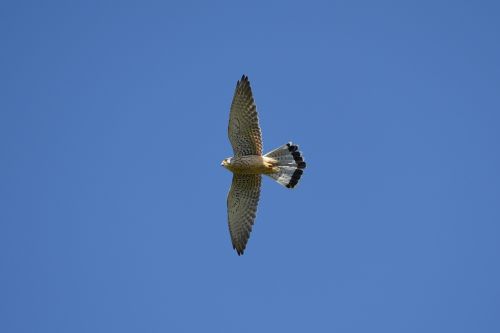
226,174,261,255
222,75,306,255
228,76,263,157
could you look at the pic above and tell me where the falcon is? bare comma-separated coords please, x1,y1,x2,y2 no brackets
221,75,306,255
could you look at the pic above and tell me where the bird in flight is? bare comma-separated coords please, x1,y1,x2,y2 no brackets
221,75,306,255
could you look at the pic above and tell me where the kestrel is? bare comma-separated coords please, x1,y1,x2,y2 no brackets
221,75,306,255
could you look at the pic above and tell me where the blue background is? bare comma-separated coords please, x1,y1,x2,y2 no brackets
1,1,499,332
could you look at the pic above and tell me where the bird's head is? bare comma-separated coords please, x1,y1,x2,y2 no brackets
221,157,233,168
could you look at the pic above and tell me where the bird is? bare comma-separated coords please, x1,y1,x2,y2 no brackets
221,75,306,255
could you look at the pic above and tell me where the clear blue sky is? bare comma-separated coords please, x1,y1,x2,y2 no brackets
1,1,499,332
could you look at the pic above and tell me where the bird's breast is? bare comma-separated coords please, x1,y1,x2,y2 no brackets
228,155,277,174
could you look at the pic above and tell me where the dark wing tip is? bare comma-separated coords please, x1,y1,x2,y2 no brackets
236,75,251,91
234,245,245,256
238,74,249,85
233,241,246,255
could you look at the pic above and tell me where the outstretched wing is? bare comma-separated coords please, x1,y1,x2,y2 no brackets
227,174,261,255
228,75,263,156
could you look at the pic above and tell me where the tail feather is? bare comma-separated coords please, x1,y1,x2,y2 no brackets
264,142,306,188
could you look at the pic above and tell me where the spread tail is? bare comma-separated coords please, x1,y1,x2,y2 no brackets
264,142,306,188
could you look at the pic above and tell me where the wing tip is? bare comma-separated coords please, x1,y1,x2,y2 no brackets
237,74,250,87
233,244,245,256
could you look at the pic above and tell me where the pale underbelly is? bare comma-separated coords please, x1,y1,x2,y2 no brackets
229,156,278,175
